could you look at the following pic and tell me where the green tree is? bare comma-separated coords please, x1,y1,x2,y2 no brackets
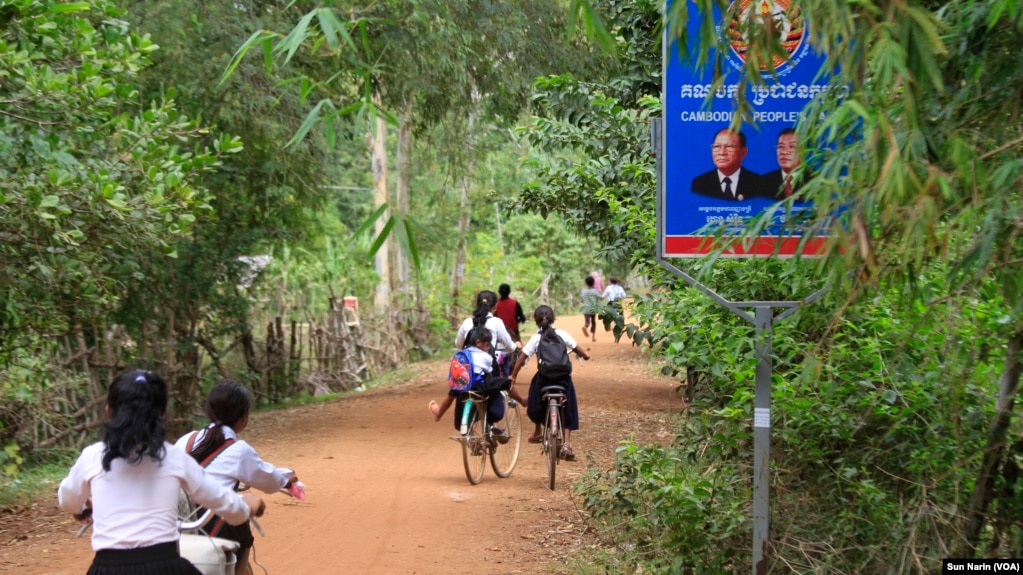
0,0,238,357
229,0,599,312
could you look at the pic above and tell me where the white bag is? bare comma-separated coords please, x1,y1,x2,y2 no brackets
179,534,239,575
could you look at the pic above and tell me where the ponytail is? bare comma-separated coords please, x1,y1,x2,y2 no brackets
188,380,252,463
533,305,557,341
101,370,168,471
472,290,497,328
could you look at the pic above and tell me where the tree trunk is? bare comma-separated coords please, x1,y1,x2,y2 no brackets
394,102,412,292
449,110,478,320
370,90,390,309
961,328,1023,555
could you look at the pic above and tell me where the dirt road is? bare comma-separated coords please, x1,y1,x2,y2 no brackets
0,313,684,574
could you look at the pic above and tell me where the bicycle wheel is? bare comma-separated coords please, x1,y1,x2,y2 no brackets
545,401,560,491
461,402,487,485
490,392,522,478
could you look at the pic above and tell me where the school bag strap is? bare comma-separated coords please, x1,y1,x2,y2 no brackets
185,431,237,468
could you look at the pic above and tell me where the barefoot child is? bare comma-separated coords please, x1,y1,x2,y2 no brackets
580,275,600,342
175,380,298,575
59,370,264,575
429,327,511,437
430,327,496,422
509,305,590,461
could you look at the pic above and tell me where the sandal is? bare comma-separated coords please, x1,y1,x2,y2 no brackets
527,434,543,444
428,400,441,420
560,446,576,461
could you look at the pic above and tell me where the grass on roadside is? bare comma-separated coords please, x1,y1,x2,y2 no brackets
0,449,78,508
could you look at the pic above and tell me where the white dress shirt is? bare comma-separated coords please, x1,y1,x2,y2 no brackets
455,314,517,352
58,442,250,551
522,328,579,358
718,169,742,198
465,345,494,376
174,426,289,495
601,284,627,302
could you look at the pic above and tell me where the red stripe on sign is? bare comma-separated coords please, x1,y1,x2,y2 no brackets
664,236,828,257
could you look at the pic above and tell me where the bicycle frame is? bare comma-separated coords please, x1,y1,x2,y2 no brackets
540,386,567,491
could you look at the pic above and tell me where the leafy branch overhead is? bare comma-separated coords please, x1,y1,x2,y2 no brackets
0,0,241,344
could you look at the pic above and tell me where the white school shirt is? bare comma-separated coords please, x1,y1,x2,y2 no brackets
522,327,579,358
174,426,289,495
601,283,627,302
58,441,250,551
465,345,494,376
455,314,517,351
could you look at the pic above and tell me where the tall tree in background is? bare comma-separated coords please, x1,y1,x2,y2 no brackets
238,0,599,314
119,0,352,414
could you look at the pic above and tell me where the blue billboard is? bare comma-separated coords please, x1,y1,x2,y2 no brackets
661,0,829,257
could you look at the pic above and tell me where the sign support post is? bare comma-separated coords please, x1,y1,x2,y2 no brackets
654,118,827,574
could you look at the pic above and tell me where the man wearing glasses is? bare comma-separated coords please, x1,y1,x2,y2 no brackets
690,127,764,201
761,127,808,201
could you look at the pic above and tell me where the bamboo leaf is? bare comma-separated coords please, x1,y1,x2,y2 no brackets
278,10,317,66
220,30,275,87
351,203,389,241
367,216,395,257
284,99,335,149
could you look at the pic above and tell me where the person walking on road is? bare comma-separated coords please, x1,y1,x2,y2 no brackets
580,276,600,342
601,277,627,312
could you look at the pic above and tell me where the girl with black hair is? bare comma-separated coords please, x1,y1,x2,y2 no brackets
509,305,590,461
493,283,527,342
454,290,526,405
59,370,264,575
430,327,498,423
175,380,297,575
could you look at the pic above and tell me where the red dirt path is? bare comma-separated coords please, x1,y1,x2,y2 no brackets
0,313,684,574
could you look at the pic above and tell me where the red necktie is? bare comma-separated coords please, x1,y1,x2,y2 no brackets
784,175,793,197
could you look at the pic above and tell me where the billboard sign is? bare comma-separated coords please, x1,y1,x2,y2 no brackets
660,0,830,258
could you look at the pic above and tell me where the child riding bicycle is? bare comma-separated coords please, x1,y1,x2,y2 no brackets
175,380,299,575
430,326,512,440
454,290,527,402
508,305,590,461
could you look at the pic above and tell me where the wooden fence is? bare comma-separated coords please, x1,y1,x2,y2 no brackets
3,297,426,456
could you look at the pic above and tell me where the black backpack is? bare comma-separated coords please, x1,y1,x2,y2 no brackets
536,329,572,379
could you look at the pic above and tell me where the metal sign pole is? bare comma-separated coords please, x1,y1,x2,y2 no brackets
752,305,773,575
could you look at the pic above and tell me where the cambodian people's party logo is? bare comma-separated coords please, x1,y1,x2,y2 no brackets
727,0,806,72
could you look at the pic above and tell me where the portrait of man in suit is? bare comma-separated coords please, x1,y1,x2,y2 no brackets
690,127,763,201
761,127,808,201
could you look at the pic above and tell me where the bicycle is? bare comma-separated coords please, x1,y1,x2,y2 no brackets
75,503,254,575
539,353,585,491
451,389,522,484
539,384,568,491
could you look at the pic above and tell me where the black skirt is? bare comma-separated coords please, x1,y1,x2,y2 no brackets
87,541,201,575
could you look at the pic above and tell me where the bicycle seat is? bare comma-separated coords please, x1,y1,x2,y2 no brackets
540,385,567,396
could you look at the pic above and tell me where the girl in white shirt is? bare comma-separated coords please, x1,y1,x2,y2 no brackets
509,305,590,461
454,290,526,404
175,380,297,575
58,370,263,575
